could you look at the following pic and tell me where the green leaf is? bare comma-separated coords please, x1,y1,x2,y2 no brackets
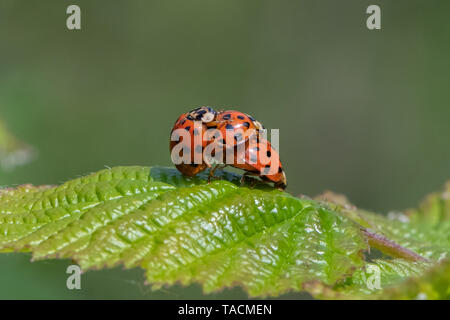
0,166,368,297
312,189,450,299
304,258,432,299
1,166,449,298
381,259,450,300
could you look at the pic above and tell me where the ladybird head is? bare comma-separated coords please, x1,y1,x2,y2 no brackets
188,106,217,124
244,113,264,131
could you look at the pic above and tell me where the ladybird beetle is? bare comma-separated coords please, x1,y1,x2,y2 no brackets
170,107,287,190
169,106,217,176
233,136,287,190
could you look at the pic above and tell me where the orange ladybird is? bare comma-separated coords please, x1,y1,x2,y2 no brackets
170,107,287,190
169,106,217,176
233,136,287,190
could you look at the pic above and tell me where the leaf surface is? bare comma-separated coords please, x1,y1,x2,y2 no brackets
0,166,368,297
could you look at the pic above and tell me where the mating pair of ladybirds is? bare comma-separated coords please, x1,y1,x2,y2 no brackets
169,106,287,190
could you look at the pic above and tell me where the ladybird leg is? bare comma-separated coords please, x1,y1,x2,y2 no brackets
240,171,259,186
207,164,219,182
207,164,227,182
207,164,219,183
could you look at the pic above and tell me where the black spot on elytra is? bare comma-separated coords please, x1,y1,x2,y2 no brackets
226,124,234,130
237,115,245,120
222,114,231,120
185,126,191,131
180,119,186,125
243,121,250,128
267,150,271,157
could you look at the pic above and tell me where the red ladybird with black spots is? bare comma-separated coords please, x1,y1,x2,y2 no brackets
169,106,287,190
169,106,217,176
233,136,287,190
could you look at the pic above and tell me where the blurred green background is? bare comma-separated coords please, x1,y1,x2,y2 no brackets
0,0,449,299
